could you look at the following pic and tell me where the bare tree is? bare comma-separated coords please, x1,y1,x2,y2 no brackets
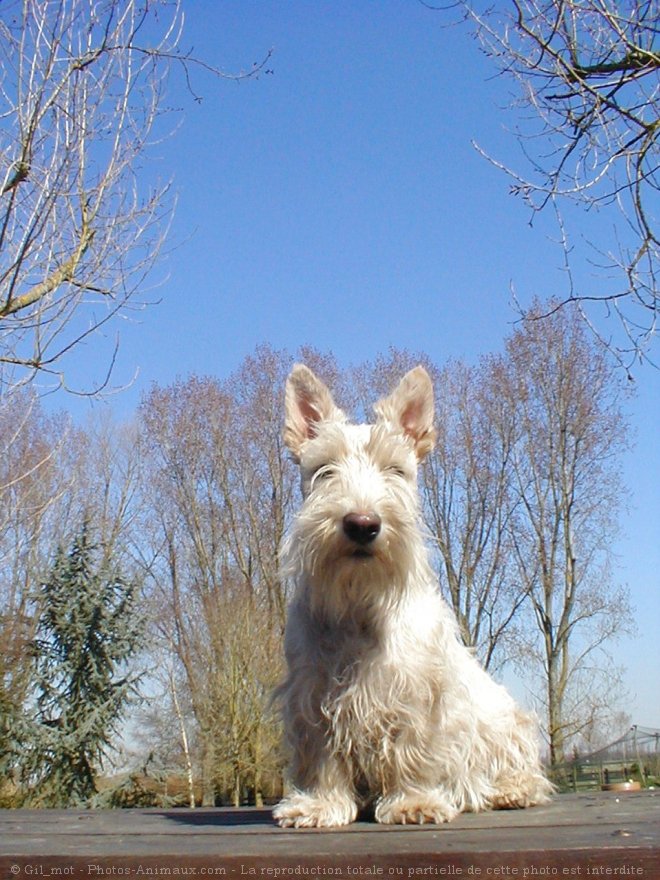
499,302,634,766
137,364,288,805
0,390,70,724
131,651,199,808
0,0,269,393
423,358,529,671
137,374,233,803
454,1,659,369
63,412,143,570
222,345,299,632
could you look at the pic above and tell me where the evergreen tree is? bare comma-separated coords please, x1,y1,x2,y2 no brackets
16,525,142,806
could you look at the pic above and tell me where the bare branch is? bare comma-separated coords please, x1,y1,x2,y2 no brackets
453,1,660,367
0,1,270,394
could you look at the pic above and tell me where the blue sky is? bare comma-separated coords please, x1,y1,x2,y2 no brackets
54,2,659,729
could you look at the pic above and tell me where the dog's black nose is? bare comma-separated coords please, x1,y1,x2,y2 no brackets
343,512,382,545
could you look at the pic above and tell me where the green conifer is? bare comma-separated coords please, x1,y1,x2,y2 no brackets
16,525,142,806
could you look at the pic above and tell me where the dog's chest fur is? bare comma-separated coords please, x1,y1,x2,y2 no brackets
307,605,440,788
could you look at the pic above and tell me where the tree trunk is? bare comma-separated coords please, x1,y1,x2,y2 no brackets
253,728,264,808
201,738,216,807
169,669,196,808
233,765,241,808
547,656,566,768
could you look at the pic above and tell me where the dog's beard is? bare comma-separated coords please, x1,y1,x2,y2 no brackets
283,507,423,623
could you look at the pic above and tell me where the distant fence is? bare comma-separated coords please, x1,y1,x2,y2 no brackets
551,725,660,792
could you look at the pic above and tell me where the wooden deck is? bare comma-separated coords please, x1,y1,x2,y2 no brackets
0,790,658,878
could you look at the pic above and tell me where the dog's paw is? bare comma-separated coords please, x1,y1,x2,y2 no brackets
490,775,554,810
375,792,459,825
273,791,358,828
490,791,533,810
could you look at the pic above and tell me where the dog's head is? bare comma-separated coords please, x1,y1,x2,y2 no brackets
282,364,436,617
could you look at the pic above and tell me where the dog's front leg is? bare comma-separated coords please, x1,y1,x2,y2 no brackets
273,750,358,828
373,732,460,826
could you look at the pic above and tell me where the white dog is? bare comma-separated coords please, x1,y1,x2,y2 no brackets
273,364,552,828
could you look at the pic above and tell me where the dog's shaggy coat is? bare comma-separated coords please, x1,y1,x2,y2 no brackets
273,364,552,828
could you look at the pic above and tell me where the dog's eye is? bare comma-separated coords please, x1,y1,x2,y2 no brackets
386,465,407,478
312,465,334,483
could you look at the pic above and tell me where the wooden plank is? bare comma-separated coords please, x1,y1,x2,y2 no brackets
0,791,658,879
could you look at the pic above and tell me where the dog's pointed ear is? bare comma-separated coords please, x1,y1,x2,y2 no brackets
284,364,345,460
374,366,436,460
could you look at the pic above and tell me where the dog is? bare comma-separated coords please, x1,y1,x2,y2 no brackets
273,363,552,828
